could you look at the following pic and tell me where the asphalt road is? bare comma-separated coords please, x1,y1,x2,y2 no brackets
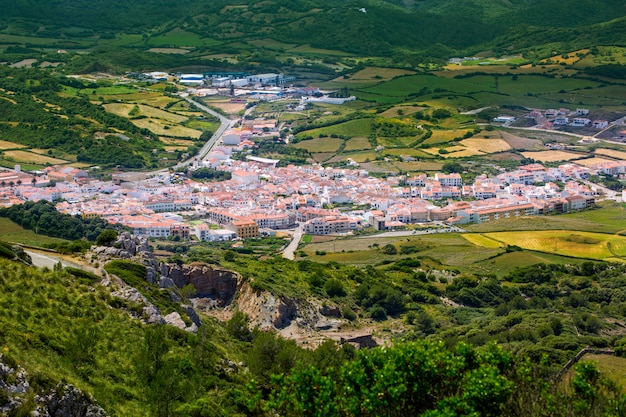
282,225,303,260
173,95,235,170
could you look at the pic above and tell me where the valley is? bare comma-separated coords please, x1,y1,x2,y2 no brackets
2,0,626,416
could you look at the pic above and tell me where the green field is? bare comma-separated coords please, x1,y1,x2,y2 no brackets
147,28,219,47
295,118,373,139
0,218,67,247
466,203,626,234
293,137,343,153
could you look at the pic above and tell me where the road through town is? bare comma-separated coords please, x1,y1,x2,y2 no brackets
173,95,235,170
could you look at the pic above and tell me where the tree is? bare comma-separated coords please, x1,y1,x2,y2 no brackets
96,229,118,246
226,310,252,342
442,161,463,174
382,244,397,255
324,278,346,297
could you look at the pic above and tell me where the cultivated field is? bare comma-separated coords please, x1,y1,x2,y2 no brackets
520,150,584,162
294,137,343,153
500,131,542,150
0,140,25,150
462,233,505,248
103,103,189,123
423,129,474,145
574,157,615,167
594,148,626,160
3,150,68,165
483,230,626,260
344,137,372,151
295,118,373,139
458,138,511,153
380,106,425,118
131,119,202,138
466,203,626,234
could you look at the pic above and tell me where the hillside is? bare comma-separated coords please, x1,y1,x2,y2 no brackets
1,235,626,415
0,0,625,64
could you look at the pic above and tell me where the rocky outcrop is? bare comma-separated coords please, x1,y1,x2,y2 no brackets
0,356,107,416
159,262,239,305
92,233,156,273
236,282,297,330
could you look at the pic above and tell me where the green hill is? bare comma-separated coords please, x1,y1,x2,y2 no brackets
1,0,625,61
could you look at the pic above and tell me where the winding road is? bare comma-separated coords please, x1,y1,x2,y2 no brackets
174,95,236,170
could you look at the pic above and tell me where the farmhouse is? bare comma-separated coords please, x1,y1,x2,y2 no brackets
493,116,516,123
571,118,591,127
592,120,608,129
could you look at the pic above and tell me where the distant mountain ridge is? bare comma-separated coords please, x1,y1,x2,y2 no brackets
1,0,625,58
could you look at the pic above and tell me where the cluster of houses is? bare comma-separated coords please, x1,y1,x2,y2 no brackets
528,108,610,130
2,153,624,240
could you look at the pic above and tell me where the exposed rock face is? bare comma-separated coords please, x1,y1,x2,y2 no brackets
0,356,108,416
159,262,239,305
35,384,108,417
236,282,297,330
93,233,157,273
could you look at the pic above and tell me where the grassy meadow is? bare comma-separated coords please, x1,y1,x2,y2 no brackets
0,218,67,247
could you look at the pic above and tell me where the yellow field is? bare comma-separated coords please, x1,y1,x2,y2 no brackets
104,103,189,123
446,149,485,158
207,101,247,114
0,140,25,150
132,119,202,138
460,138,511,153
540,50,588,65
160,137,195,146
574,157,615,168
595,148,626,160
3,150,67,165
520,150,584,162
462,233,505,248
164,146,188,152
483,230,626,260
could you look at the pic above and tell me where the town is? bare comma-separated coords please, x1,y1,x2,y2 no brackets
1,67,626,247
0,148,623,244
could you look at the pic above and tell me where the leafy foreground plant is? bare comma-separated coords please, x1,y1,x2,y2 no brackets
262,340,626,417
